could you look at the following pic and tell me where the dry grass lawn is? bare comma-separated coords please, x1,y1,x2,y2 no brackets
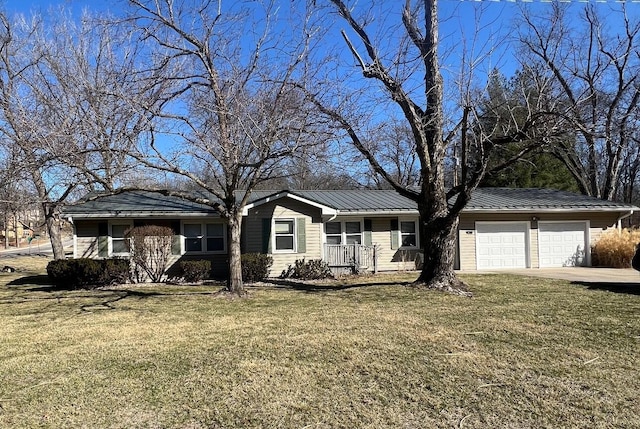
0,255,639,428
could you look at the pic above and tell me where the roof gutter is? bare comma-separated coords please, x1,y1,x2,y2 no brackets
616,209,634,230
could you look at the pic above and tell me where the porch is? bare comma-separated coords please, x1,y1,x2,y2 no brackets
323,244,379,275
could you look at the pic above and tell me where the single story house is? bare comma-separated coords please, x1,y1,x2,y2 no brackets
63,188,637,277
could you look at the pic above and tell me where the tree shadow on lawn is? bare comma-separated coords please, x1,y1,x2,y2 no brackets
571,281,640,296
6,275,53,287
262,278,413,293
2,278,224,313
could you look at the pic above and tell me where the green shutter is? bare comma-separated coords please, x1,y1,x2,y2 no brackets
363,219,373,246
171,235,182,255
98,236,109,257
98,222,108,257
297,218,306,253
390,218,399,250
262,218,272,254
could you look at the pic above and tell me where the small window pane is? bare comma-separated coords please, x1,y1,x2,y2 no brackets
207,237,224,251
401,235,416,247
275,221,294,234
346,235,362,245
401,222,416,233
206,223,223,236
345,222,361,234
185,238,202,252
276,236,294,250
184,224,201,237
112,225,128,238
326,222,341,234
326,236,342,245
112,239,128,253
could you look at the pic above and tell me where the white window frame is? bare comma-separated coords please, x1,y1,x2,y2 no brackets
323,219,364,246
109,221,133,256
273,218,296,253
398,218,419,249
182,221,227,254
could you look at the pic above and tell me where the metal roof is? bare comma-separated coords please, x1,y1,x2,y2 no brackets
64,188,637,219
465,188,636,212
64,191,221,218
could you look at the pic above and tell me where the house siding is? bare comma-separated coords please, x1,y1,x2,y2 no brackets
74,220,101,258
369,217,421,271
246,198,323,276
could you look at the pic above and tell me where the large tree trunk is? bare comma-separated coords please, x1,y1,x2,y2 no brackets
42,203,65,259
415,194,471,296
226,213,244,295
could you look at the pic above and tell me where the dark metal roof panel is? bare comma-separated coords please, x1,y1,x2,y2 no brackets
466,188,636,211
65,191,220,217
65,188,637,218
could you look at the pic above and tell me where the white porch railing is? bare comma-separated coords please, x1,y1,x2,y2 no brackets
323,244,378,274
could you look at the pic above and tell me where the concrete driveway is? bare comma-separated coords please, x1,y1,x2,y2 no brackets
481,267,640,284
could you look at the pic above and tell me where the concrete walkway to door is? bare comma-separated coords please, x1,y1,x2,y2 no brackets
481,267,640,284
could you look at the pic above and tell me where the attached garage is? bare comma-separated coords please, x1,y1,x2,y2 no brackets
475,222,529,269
538,221,588,267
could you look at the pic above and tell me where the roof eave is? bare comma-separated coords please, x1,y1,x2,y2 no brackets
463,207,638,213
243,191,338,216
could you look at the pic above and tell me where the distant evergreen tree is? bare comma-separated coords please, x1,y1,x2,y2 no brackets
475,69,578,191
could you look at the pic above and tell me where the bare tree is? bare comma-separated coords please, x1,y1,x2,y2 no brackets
124,0,319,295
517,3,640,201
308,0,555,294
0,9,160,259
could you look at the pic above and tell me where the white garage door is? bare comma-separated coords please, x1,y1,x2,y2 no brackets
538,222,587,268
476,223,528,269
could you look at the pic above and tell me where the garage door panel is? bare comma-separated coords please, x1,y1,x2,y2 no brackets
538,222,586,268
476,223,528,269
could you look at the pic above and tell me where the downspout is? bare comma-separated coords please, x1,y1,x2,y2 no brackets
616,210,634,231
68,216,76,259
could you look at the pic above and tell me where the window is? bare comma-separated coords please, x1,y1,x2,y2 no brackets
184,223,202,252
345,221,362,244
275,219,295,251
400,221,417,247
111,223,131,255
184,222,226,253
206,223,225,251
325,220,365,245
325,222,342,245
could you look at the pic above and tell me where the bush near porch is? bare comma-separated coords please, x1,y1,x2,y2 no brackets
1,255,638,428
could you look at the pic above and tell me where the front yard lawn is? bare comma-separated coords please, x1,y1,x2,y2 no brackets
0,256,639,428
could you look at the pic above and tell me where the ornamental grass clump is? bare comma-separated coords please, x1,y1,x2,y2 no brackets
591,227,640,268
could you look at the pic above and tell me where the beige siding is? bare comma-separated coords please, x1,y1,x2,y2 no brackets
370,217,421,272
246,198,323,276
458,211,623,270
458,228,476,271
74,220,101,258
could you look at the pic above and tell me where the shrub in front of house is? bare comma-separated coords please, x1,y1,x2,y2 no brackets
280,258,334,280
241,253,273,282
127,225,174,283
179,260,211,283
47,258,130,289
591,228,640,268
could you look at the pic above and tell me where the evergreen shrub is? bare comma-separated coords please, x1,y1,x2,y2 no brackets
241,253,273,282
280,258,333,280
47,258,130,289
179,260,211,283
